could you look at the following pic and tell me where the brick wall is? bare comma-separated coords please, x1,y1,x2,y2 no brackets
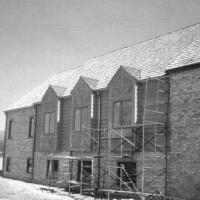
3,107,35,181
169,67,200,199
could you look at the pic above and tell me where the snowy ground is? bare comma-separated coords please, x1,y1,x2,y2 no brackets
0,176,95,200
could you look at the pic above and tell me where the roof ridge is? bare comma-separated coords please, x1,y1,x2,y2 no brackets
87,22,200,60
55,65,82,74
81,75,99,81
50,84,66,89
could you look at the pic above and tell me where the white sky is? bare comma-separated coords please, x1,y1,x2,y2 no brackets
0,0,200,130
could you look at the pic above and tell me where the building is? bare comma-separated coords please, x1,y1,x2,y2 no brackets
3,23,200,199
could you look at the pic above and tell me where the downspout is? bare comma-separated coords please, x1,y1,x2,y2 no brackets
97,91,101,189
31,104,37,180
165,76,170,196
2,113,8,176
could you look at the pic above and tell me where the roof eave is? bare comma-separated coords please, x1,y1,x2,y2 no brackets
166,62,200,74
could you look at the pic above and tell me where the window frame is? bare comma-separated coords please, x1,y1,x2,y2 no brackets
77,160,92,183
113,99,132,128
73,106,88,132
46,159,59,179
28,116,34,138
44,112,55,134
117,161,137,186
6,157,11,172
8,120,13,139
26,157,33,174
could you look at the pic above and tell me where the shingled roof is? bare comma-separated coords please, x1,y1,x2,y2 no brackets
6,23,200,111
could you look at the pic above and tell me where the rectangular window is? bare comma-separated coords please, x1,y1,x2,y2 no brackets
26,158,33,173
57,100,61,122
91,94,94,118
117,161,136,187
122,101,131,126
6,157,11,172
113,102,121,127
77,160,92,183
46,160,59,179
74,109,81,132
134,85,138,123
44,113,55,134
28,117,34,138
74,107,88,132
8,120,13,139
113,100,131,128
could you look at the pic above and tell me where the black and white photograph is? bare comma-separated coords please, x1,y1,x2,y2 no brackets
0,0,200,199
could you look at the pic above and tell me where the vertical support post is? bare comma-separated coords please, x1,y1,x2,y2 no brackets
142,78,148,199
91,158,94,190
156,79,160,112
80,129,84,195
121,128,123,158
107,123,112,200
120,166,122,190
155,124,157,153
165,77,170,196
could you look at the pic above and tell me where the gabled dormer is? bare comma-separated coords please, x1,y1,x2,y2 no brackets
42,85,66,102
40,85,66,152
70,76,99,150
108,66,141,128
71,76,98,129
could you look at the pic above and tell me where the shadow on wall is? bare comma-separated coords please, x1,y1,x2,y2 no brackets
0,154,2,176
0,130,4,153
0,130,4,176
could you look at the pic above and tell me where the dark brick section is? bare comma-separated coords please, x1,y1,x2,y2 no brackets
169,67,200,199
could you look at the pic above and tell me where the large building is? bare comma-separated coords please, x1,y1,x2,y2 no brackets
3,24,200,199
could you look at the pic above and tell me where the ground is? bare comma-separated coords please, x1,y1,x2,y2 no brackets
0,176,94,200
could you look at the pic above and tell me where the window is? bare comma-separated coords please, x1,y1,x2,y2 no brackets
91,94,94,118
6,157,11,172
117,161,136,187
113,100,131,128
26,158,33,173
74,107,88,132
57,100,61,122
44,113,55,134
46,160,59,179
8,120,13,139
77,160,92,183
28,117,34,138
134,85,138,123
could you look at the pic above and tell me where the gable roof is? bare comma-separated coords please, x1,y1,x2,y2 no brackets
122,66,141,80
6,23,200,111
81,76,99,90
50,85,66,97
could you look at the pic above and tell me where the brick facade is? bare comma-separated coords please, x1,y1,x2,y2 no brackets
169,66,200,199
3,107,35,181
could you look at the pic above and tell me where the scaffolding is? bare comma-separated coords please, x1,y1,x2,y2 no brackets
60,75,172,199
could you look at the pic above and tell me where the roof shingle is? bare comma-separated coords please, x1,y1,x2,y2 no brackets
6,23,200,111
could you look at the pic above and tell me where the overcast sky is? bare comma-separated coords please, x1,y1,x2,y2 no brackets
0,0,200,130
